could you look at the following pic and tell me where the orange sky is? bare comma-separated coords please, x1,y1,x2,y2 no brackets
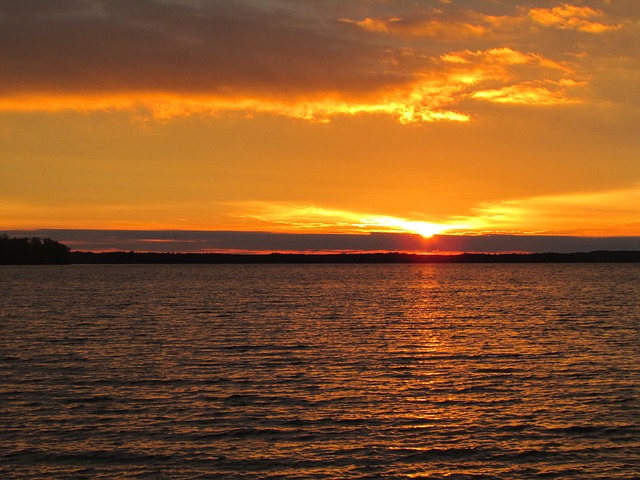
1,0,639,251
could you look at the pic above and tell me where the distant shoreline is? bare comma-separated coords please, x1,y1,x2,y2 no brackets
65,250,640,264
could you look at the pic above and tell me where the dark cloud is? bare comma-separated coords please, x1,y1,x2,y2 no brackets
3,230,638,253
0,0,90,19
0,0,409,98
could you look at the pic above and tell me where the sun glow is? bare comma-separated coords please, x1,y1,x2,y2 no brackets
358,216,467,237
229,202,471,237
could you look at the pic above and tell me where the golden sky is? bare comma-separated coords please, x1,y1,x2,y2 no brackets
1,0,639,251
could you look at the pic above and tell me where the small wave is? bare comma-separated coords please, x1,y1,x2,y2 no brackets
4,448,174,465
392,446,493,463
543,424,639,438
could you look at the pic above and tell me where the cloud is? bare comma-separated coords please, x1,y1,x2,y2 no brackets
0,2,402,98
0,1,624,122
468,184,640,236
342,3,622,39
471,83,581,105
440,47,584,106
339,11,491,39
529,3,622,33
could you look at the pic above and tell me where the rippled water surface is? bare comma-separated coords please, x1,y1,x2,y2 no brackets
1,264,639,479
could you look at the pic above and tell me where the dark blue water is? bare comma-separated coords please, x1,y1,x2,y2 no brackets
1,264,639,479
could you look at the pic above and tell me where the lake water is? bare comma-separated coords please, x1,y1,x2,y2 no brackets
1,264,639,479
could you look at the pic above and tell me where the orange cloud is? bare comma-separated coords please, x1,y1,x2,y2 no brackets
529,4,622,32
0,90,471,124
344,4,623,38
338,6,548,42
441,48,583,106
339,14,489,38
472,83,581,105
441,47,571,74
466,185,640,236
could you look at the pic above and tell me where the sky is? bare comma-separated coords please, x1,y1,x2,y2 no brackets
1,0,639,253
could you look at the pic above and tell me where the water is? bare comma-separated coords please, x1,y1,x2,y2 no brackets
1,263,639,479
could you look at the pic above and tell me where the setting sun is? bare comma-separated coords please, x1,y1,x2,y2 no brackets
357,216,468,238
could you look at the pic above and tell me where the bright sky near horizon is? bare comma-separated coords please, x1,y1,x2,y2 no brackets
1,0,639,250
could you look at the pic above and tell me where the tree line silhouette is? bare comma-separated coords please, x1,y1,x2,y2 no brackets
0,235,70,264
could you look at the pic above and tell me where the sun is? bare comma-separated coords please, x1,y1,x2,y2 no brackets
359,216,467,238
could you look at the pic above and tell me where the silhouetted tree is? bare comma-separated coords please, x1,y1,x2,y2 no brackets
0,235,70,264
